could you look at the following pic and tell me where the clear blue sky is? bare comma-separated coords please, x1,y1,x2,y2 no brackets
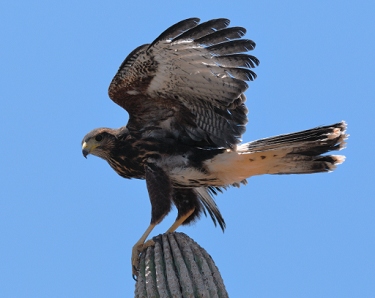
1,1,374,297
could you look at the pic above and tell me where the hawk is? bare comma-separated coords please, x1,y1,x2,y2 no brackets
81,18,347,277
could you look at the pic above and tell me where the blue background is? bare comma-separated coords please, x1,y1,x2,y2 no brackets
1,1,374,297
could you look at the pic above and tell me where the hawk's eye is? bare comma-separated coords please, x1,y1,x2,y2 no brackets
95,134,103,142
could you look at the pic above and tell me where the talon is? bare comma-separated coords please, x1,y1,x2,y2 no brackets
130,223,157,278
131,245,142,277
131,239,156,277
132,266,139,281
132,259,140,278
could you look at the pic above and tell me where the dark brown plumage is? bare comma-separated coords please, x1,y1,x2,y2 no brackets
81,18,347,277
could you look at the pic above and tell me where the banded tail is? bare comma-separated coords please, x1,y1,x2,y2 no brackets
206,121,347,185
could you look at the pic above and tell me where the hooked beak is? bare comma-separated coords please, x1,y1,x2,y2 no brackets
82,142,89,158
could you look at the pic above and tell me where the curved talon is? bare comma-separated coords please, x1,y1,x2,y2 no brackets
132,263,140,278
132,266,138,281
131,244,143,277
131,239,156,278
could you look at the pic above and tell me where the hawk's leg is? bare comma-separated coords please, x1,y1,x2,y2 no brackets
132,164,172,277
166,207,195,233
131,223,157,278
130,209,195,278
167,188,202,232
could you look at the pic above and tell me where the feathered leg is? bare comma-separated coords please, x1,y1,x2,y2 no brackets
131,164,172,278
169,188,200,231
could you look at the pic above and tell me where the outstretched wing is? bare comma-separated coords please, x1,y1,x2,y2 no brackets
108,18,259,148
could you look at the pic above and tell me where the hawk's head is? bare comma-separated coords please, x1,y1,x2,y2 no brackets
81,128,119,160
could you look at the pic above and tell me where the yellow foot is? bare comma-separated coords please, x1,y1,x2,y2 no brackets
131,239,155,278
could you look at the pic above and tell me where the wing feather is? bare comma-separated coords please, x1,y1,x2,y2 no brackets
171,18,230,41
206,39,257,55
213,54,259,68
108,18,259,148
148,18,200,48
195,27,246,45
